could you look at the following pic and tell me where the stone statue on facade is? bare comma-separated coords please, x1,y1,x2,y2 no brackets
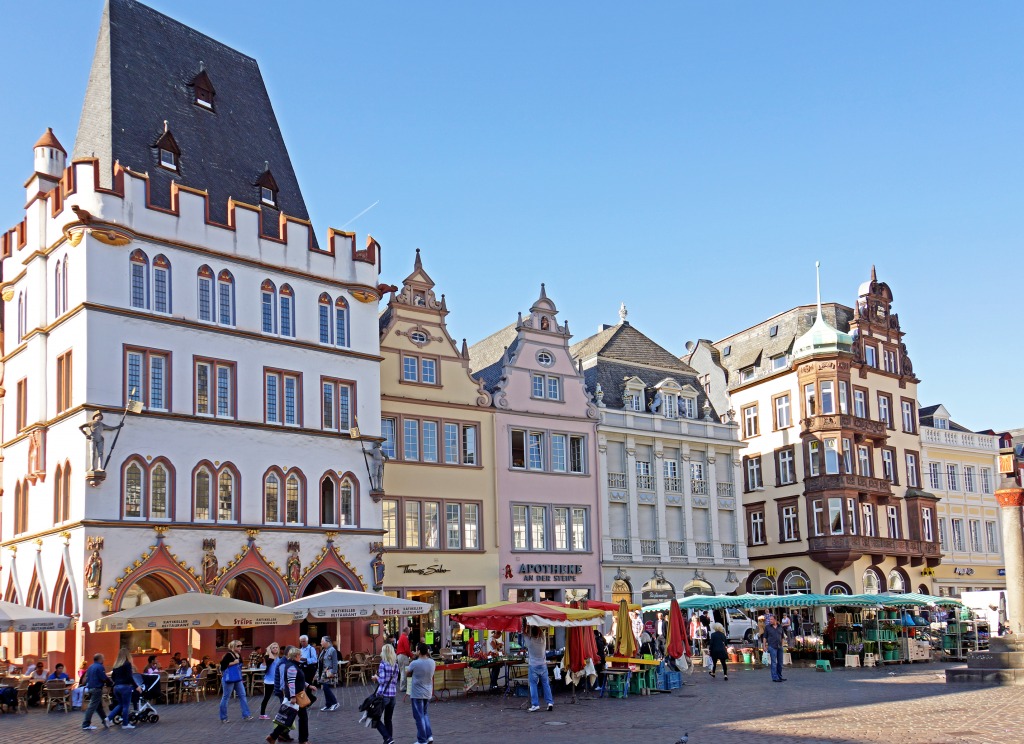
201,539,218,589
287,542,302,589
79,411,123,473
368,441,388,493
85,536,104,599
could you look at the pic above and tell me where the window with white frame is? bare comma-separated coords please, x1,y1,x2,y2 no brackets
782,505,799,541
381,417,397,458
680,395,697,419
129,250,149,310
968,520,982,552
339,478,355,525
878,394,891,427
901,400,915,433
318,294,332,344
812,499,825,536
820,381,835,414
985,521,998,553
981,468,992,494
197,266,214,322
195,358,234,418
808,441,821,477
778,448,795,485
906,453,918,487
938,517,947,550
402,354,438,385
824,438,840,475
335,297,349,347
838,381,849,414
854,389,867,418
771,354,787,371
947,464,959,491
264,472,282,523
194,467,213,521
864,344,877,368
531,374,561,400
927,462,941,490
857,445,871,477
935,416,949,430
123,460,144,518
279,285,295,338
749,510,766,545
743,404,758,437
951,518,965,551
193,465,236,523
882,348,898,373
842,439,853,474
553,506,589,551
862,503,875,537
804,383,816,416
217,469,236,522
964,466,976,493
775,394,791,429
261,280,277,334
882,450,895,483
922,506,934,542
512,504,548,550
217,270,235,326
321,379,353,432
121,459,170,521
126,348,169,412
662,394,678,419
153,255,171,314
536,350,554,367
740,366,755,383
265,370,300,426
847,498,857,535
744,456,762,490
886,505,899,539
828,497,844,535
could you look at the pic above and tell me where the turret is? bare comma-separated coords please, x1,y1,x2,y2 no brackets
28,127,66,199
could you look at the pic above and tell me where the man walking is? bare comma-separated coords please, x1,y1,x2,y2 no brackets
396,625,412,690
318,636,340,711
762,614,787,682
407,643,435,744
81,653,111,730
298,635,318,681
525,625,554,712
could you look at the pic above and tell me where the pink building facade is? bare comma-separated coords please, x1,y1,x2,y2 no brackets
470,287,602,603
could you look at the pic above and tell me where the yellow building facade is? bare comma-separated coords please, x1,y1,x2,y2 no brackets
377,251,498,652
918,405,1004,596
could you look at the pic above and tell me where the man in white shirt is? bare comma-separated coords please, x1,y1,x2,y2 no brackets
298,635,318,679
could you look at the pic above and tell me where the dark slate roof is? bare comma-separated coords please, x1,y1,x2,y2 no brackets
571,322,715,417
571,323,698,374
73,0,312,240
378,305,393,337
712,302,854,384
918,405,972,433
468,322,520,392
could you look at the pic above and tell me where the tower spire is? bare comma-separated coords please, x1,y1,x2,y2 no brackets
414,248,422,271
871,264,877,282
815,261,823,320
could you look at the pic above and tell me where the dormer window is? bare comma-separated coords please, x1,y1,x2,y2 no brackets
771,354,787,371
769,324,779,337
723,345,731,357
255,166,279,208
190,68,216,111
154,123,180,172
740,366,755,383
935,417,949,430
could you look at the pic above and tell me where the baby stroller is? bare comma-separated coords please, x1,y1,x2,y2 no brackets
110,673,161,725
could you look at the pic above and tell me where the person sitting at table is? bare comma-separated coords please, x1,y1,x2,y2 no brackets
48,663,71,683
194,655,212,674
168,652,183,670
26,660,47,706
248,646,266,669
144,655,162,674
71,660,90,709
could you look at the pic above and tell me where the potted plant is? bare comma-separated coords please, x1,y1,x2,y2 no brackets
882,641,899,661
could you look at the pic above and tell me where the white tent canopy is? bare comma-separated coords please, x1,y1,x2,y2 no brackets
276,588,431,621
89,592,296,632
0,600,72,632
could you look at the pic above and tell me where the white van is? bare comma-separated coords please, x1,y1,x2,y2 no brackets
724,608,757,643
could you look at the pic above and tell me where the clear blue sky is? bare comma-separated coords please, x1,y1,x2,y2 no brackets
2,1,1021,430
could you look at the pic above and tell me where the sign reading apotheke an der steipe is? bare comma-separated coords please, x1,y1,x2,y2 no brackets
518,564,584,582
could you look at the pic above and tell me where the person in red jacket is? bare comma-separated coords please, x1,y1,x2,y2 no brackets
396,626,412,690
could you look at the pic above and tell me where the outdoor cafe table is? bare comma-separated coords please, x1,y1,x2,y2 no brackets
241,667,264,695
606,656,660,692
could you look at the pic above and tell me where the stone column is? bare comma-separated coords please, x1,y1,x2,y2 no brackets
653,440,669,562
707,450,723,561
996,486,1024,636
682,447,697,564
625,438,641,558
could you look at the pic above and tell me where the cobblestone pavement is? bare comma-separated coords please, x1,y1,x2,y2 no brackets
9,662,1022,744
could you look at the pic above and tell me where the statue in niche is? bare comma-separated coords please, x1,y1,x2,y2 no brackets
287,542,302,588
85,536,104,599
540,316,550,331
79,411,123,473
201,539,219,589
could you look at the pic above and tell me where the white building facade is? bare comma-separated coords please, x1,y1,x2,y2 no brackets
0,0,384,667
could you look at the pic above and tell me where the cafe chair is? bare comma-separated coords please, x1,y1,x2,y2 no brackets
45,680,71,713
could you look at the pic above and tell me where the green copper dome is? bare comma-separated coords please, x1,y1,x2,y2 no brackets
793,308,854,359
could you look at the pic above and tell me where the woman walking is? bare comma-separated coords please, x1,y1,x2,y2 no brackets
259,642,282,720
707,622,729,681
219,639,253,723
267,647,315,744
370,644,399,744
106,648,142,729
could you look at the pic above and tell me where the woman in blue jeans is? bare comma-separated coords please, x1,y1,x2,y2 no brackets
220,640,253,722
106,648,142,730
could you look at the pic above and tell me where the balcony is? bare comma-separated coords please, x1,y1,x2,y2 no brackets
608,472,627,489
922,426,999,452
668,540,687,562
611,538,630,558
691,479,708,495
640,539,659,559
665,476,681,493
808,534,941,573
717,483,735,498
695,541,713,563
804,473,892,497
803,414,887,442
722,543,739,559
636,474,655,491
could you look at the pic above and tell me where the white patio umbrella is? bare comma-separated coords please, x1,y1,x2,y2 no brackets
276,588,431,620
0,600,72,632
89,592,296,632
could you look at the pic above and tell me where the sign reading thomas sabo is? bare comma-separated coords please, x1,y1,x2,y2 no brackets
518,564,584,582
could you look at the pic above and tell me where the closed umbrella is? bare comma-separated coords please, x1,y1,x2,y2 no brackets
613,599,637,658
665,597,689,660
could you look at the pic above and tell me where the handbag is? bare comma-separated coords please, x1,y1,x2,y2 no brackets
223,658,242,683
295,689,312,708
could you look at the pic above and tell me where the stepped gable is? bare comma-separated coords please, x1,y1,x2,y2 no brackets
73,0,313,241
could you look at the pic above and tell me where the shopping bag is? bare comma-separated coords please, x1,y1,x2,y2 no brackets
761,651,770,666
274,701,298,728
702,654,712,669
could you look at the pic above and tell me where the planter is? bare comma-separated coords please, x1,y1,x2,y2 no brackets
883,649,899,661
742,653,752,664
